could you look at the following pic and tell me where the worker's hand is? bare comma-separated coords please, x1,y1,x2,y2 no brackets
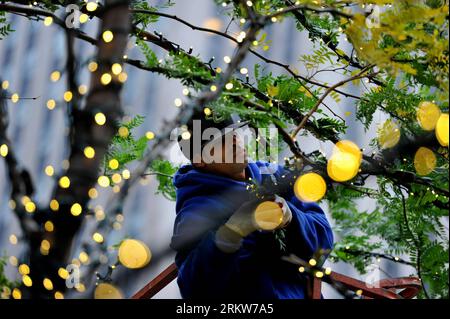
273,195,292,229
224,196,275,238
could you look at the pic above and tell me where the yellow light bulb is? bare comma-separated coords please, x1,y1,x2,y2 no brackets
377,120,400,149
435,113,449,147
50,71,60,82
19,264,30,275
79,251,89,264
327,152,359,182
50,199,59,211
223,56,231,63
109,159,119,170
204,107,212,116
118,239,152,269
44,221,54,232
22,275,33,287
334,140,362,162
95,112,106,125
25,201,36,213
294,173,327,202
54,291,64,299
78,84,88,95
111,63,122,75
210,85,217,92
240,67,248,75
11,93,19,103
43,278,53,290
58,268,69,279
118,126,129,137
46,99,56,110
118,72,128,83
100,73,112,85
79,13,89,24
12,288,21,299
417,101,441,131
253,201,284,231
86,1,98,12
225,82,233,90
122,169,131,179
112,173,122,184
88,61,98,72
2,80,9,89
88,188,98,199
44,16,53,26
98,175,110,188
309,259,317,266
59,176,70,188
41,239,51,251
1,144,9,157
70,203,82,216
315,271,324,278
9,234,18,245
146,131,155,140
102,30,114,43
92,232,104,243
63,91,73,102
94,283,123,299
84,146,95,159
414,147,436,176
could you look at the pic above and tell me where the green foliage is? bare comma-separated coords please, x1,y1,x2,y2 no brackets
0,12,14,40
149,160,178,201
0,256,19,299
131,0,175,29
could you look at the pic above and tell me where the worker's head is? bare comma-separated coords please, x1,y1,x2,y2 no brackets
177,110,249,176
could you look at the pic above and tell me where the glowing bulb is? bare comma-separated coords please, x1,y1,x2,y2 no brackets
9,234,18,245
79,251,89,264
94,112,106,125
118,126,129,137
223,56,231,63
145,131,155,140
86,1,98,12
181,131,191,140
79,13,89,24
225,82,234,90
377,120,400,149
118,72,128,83
71,203,82,216
102,30,114,43
271,17,277,23
44,16,53,26
298,266,305,273
174,98,183,107
118,239,152,269
25,201,36,213
19,264,30,275
22,275,32,287
109,159,119,169
327,142,361,182
88,61,98,72
98,175,110,188
112,173,122,184
182,88,189,96
435,113,449,147
44,221,54,232
334,140,362,162
240,67,248,75
84,146,95,159
12,288,21,299
417,101,441,131
59,176,70,188
246,1,253,6
1,144,9,157
50,71,60,82
94,283,123,299
47,99,56,110
111,63,122,75
414,147,436,176
92,232,104,243
58,268,69,279
88,188,98,199
78,84,87,95
122,169,131,179
294,173,326,202
309,259,317,266
11,93,19,103
43,278,53,290
315,271,324,278
325,267,332,275
50,199,59,211
54,291,64,299
101,73,112,85
210,85,217,92
253,201,283,231
204,107,212,116
63,91,73,102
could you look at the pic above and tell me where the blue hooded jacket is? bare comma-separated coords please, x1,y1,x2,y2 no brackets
170,161,334,299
